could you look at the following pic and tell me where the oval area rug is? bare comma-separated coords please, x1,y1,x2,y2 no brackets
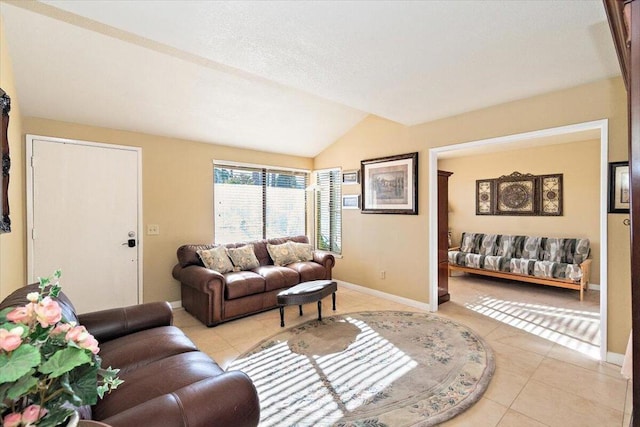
228,311,495,426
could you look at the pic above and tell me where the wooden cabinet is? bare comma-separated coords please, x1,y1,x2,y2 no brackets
438,170,453,304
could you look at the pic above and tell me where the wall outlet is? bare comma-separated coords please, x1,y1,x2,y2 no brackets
380,271,386,279
147,224,160,235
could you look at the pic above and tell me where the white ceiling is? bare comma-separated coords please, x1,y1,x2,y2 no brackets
0,1,620,157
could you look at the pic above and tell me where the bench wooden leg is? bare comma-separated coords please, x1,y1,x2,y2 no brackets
279,306,285,327
299,305,303,316
318,300,322,321
332,292,336,310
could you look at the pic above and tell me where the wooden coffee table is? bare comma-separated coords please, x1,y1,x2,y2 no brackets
277,280,337,327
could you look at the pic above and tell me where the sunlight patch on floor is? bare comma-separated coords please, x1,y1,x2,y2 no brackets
465,296,600,359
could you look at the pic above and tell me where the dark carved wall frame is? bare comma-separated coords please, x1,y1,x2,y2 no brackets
1,88,10,233
475,171,563,217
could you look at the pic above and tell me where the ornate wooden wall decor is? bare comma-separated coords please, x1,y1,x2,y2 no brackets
0,88,10,233
475,171,563,216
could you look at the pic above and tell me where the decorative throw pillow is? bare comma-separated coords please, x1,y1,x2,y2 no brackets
291,242,314,262
196,246,234,274
267,242,299,266
227,245,260,271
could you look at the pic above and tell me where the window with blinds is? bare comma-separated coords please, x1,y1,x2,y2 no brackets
315,168,342,254
214,163,308,244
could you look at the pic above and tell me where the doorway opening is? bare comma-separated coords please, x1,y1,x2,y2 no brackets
428,119,609,361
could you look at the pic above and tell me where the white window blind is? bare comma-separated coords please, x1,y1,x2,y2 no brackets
315,168,341,254
214,164,308,244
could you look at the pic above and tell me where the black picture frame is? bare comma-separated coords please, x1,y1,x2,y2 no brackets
361,152,418,215
1,88,10,233
608,161,630,213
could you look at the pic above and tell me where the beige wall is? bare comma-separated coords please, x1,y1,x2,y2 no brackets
0,16,26,296
22,118,312,303
314,77,631,354
440,139,601,284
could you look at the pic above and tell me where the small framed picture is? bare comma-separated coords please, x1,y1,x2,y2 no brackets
342,194,361,210
342,170,360,185
361,152,418,215
609,161,630,213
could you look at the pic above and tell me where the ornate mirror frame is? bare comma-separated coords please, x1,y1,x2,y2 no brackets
1,88,11,233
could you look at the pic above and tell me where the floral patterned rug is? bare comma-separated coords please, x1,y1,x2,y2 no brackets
227,311,495,426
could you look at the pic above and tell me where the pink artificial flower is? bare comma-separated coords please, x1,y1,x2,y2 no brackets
65,325,100,354
0,326,24,352
2,412,21,427
6,303,35,324
50,322,72,336
21,404,47,425
33,297,62,328
79,334,100,355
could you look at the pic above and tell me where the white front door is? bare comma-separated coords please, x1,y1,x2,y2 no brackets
28,136,141,313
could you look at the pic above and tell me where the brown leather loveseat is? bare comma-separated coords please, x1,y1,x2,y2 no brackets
0,285,260,427
172,235,335,326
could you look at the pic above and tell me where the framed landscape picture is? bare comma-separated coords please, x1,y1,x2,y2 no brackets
342,194,360,209
361,152,418,215
609,161,630,213
342,170,360,185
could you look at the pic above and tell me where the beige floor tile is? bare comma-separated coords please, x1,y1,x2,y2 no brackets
511,380,624,427
546,343,624,378
485,324,555,356
530,358,627,412
496,409,549,427
488,341,545,378
439,397,508,427
625,380,633,414
483,365,530,407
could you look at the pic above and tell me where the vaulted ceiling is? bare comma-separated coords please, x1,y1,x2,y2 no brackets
0,1,620,157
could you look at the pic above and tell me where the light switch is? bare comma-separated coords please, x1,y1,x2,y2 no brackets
147,224,160,235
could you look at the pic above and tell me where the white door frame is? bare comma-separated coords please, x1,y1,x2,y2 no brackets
428,119,609,362
26,134,143,304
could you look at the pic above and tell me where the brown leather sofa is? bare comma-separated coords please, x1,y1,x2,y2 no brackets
0,285,260,427
172,235,335,326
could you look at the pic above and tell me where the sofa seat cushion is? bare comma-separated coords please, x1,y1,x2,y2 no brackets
285,261,327,282
98,326,198,374
224,271,266,300
510,258,536,275
448,251,467,266
94,351,224,421
465,253,485,268
254,265,300,291
533,261,583,281
484,256,511,272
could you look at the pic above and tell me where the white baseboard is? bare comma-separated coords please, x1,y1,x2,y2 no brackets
336,280,432,311
169,300,182,309
606,351,625,367
588,283,600,291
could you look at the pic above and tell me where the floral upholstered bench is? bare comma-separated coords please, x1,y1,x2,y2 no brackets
448,232,592,300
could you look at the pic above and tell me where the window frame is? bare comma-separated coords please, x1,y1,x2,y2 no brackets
314,167,342,255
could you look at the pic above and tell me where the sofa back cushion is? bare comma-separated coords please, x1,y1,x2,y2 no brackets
176,235,310,268
542,238,563,263
561,238,590,264
227,245,260,271
460,233,484,253
197,247,234,273
497,235,522,258
479,234,499,256
519,236,542,260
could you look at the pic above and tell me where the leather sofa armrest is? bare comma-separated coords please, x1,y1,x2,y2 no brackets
174,265,225,294
78,302,173,343
100,372,259,427
313,251,335,269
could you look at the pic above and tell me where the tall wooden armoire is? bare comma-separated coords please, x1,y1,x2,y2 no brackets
438,170,453,304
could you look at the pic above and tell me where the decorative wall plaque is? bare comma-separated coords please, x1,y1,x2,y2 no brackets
476,171,563,216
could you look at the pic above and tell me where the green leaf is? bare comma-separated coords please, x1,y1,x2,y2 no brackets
39,347,91,378
6,369,38,399
37,408,74,427
0,345,41,383
69,362,99,404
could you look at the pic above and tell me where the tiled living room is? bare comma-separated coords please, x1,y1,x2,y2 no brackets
1,1,638,427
